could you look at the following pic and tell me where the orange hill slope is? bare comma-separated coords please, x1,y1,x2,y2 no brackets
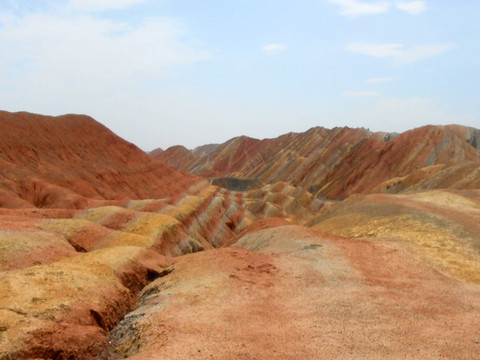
150,145,200,171
108,195,480,359
0,182,323,359
317,125,480,198
1,111,480,359
0,111,202,208
2,188,479,359
154,125,480,199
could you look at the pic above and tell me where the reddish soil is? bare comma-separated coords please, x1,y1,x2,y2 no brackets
108,226,480,359
0,111,202,208
237,217,292,238
1,111,480,359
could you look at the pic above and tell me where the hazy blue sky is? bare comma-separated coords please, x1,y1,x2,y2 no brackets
1,0,479,150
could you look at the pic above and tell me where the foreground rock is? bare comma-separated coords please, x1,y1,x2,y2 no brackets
0,174,479,359
0,247,172,359
0,180,323,359
108,225,480,359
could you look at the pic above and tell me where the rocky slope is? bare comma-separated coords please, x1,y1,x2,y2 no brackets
150,145,199,171
310,189,480,283
149,143,220,173
1,111,480,359
0,111,202,209
155,125,480,199
108,193,480,359
0,180,324,359
2,189,479,359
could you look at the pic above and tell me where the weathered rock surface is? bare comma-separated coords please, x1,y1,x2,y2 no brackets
1,111,480,359
0,180,323,359
192,143,220,157
0,247,172,360
155,125,480,198
0,111,202,208
311,189,480,283
316,126,480,198
150,145,200,171
108,223,480,359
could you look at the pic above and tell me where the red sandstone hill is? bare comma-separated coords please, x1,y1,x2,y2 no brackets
150,145,200,171
192,143,220,156
148,147,164,157
1,111,480,359
150,143,220,174
154,125,480,198
0,111,202,208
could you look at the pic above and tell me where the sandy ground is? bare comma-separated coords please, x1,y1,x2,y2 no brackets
108,225,480,359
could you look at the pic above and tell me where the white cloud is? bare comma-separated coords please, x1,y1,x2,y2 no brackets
327,0,390,16
0,9,210,150
68,0,147,11
343,91,382,97
327,0,427,16
347,43,402,58
395,1,426,15
0,12,208,81
347,42,453,64
262,44,286,55
367,77,393,83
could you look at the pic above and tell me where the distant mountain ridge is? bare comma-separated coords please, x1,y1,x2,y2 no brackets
153,125,480,199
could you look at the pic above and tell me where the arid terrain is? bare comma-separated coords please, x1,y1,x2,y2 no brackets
1,111,480,359
153,125,480,198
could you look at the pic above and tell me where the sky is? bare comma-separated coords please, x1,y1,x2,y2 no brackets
0,0,479,151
